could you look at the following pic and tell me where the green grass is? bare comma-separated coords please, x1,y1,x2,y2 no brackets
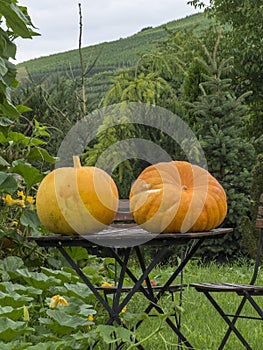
120,260,263,349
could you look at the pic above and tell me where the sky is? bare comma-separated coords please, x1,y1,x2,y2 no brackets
15,0,201,63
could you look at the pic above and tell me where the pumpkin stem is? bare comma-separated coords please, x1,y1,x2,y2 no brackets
73,155,82,168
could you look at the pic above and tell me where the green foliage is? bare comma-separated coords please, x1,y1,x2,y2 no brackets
82,28,206,197
104,71,172,106
0,254,175,349
0,1,56,258
13,74,89,159
0,114,58,265
82,105,146,198
0,111,56,258
187,35,256,257
0,0,39,118
188,0,263,155
201,0,263,99
83,67,175,198
0,256,96,348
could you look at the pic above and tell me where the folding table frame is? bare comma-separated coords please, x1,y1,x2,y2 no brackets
31,227,232,349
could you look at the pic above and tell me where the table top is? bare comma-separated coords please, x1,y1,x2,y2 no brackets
29,226,233,248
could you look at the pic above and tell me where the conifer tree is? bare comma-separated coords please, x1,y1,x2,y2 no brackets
188,34,256,257
83,70,175,198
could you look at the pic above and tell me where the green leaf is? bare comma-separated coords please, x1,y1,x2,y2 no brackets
46,309,90,329
82,265,102,285
0,340,30,349
16,104,32,113
28,138,46,146
95,325,131,344
34,119,50,137
0,305,24,321
20,210,41,229
62,282,93,301
26,341,57,350
7,131,29,145
41,267,74,284
0,281,42,297
0,116,15,127
0,318,33,342
0,1,33,39
38,317,54,326
121,310,148,323
63,300,95,318
0,256,25,274
15,269,61,289
0,29,16,59
11,162,44,190
0,97,20,118
0,57,8,76
64,247,90,261
27,147,57,164
0,290,33,307
115,327,134,343
0,171,17,193
68,331,98,348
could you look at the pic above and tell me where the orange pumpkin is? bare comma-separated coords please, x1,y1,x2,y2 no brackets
129,161,227,233
36,156,119,235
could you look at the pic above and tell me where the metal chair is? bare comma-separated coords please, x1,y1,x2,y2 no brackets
190,193,263,350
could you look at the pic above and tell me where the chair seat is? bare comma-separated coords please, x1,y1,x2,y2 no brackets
191,282,263,294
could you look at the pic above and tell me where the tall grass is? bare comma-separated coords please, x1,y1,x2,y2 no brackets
123,259,263,349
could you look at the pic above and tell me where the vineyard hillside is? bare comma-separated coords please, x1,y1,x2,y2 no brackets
17,13,209,106
18,13,206,78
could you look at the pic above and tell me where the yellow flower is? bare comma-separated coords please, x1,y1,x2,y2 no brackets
11,221,19,227
17,191,35,204
26,195,35,204
17,191,26,200
49,295,69,309
4,194,25,208
4,194,12,204
87,314,94,330
101,281,115,287
88,314,94,322
120,305,127,314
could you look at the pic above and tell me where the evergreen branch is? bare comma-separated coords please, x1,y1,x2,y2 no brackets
218,56,234,78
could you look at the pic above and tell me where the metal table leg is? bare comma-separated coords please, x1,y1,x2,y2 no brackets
56,245,121,323
108,242,201,349
40,237,205,349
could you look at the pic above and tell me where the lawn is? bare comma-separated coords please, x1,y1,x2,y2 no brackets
132,259,263,349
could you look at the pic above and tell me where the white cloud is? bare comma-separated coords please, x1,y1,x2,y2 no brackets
15,0,199,63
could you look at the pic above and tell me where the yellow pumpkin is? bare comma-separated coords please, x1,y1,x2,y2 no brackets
36,156,119,235
129,161,227,233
